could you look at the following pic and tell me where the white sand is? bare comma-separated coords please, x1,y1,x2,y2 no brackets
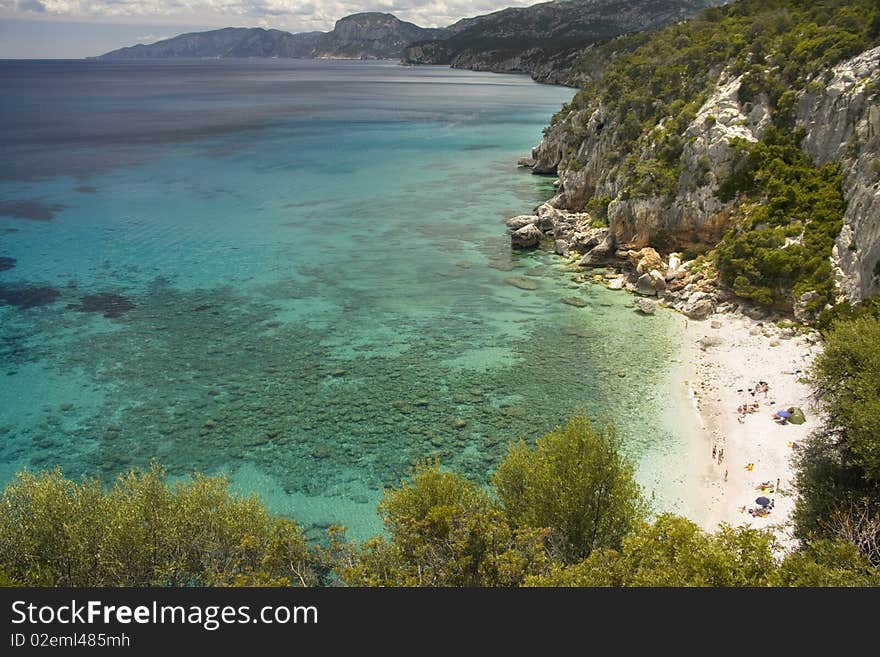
677,312,822,549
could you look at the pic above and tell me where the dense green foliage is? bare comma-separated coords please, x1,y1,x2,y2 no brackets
341,415,646,583
526,514,878,586
337,460,548,586
773,539,880,586
494,415,648,563
526,515,779,586
793,314,880,567
816,296,880,332
0,463,318,586
810,316,880,479
3,413,879,586
715,127,845,310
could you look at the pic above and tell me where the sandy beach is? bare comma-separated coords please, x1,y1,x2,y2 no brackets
679,311,823,549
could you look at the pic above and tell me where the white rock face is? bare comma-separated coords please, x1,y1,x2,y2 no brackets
529,46,880,303
666,253,682,281
798,46,880,302
535,72,772,251
661,72,772,245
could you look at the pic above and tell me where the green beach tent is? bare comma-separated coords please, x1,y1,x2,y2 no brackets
787,407,806,425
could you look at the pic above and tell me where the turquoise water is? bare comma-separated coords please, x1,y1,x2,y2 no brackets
0,59,692,540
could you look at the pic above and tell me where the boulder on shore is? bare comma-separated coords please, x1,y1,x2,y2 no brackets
636,273,656,295
569,229,605,254
685,298,715,320
636,298,657,314
505,214,539,231
579,239,613,267
649,269,667,292
511,223,542,249
636,270,667,296
629,247,665,275
607,275,626,290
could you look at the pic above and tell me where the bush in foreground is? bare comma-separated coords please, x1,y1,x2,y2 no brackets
0,463,318,586
3,415,880,586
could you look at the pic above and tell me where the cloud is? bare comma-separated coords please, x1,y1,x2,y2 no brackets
16,0,46,12
135,32,173,42
0,0,538,31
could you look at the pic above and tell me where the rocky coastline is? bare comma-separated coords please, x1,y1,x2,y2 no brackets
504,198,777,324
523,46,880,313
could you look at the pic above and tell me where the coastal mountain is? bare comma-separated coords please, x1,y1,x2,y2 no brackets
98,27,312,59
98,2,723,75
517,0,879,320
98,13,444,60
403,0,728,85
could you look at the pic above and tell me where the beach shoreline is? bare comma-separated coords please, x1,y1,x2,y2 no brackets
520,208,823,547
678,311,822,549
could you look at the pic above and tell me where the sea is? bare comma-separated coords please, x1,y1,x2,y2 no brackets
0,58,697,540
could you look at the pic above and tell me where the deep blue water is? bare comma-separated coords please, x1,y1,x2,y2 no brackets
0,59,694,539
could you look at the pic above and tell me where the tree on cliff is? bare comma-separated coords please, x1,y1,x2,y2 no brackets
795,314,880,565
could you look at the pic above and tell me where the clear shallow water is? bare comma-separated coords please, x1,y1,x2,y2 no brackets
0,59,693,540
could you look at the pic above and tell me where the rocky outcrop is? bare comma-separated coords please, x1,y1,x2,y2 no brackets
320,13,446,59
530,70,772,254
797,47,880,302
506,202,607,255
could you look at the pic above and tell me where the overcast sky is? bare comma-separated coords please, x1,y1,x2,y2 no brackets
0,0,536,58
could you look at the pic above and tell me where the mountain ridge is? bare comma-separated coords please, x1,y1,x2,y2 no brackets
97,2,726,85
403,0,726,85
98,13,444,61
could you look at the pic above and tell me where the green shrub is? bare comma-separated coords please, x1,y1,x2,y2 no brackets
0,463,319,586
715,127,845,310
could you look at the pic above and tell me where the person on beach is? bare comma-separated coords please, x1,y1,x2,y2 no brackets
712,445,717,459
718,448,724,464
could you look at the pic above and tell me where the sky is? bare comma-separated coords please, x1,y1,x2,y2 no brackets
0,0,538,58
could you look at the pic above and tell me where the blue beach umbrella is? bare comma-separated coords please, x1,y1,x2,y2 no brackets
756,497,771,507
776,410,792,418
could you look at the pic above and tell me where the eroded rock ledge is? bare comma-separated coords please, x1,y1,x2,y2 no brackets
505,202,781,323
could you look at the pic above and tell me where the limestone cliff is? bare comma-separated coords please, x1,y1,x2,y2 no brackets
797,47,880,302
534,70,773,249
527,10,880,310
